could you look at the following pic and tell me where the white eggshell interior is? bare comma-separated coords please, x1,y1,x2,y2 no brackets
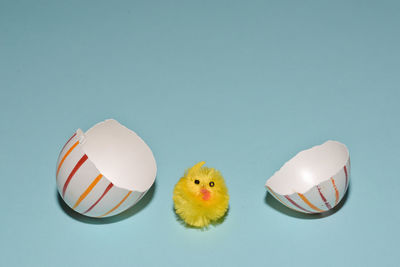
80,119,157,192
266,140,349,195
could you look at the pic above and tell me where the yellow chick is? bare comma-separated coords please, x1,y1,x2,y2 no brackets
173,161,229,228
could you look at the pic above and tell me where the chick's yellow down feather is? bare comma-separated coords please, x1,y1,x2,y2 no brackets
173,161,229,227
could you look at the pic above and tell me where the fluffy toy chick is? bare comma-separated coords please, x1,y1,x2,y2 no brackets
173,161,229,228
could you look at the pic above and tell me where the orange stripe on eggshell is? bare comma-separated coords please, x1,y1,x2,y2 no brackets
98,191,132,218
56,141,79,177
297,192,324,212
331,177,339,206
61,133,76,152
73,174,103,209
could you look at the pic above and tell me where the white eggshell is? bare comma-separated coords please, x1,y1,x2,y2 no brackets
56,119,157,218
266,140,350,214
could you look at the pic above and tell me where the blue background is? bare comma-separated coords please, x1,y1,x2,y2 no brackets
1,1,399,266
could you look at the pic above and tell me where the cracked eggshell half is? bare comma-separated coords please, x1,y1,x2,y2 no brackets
266,140,350,214
56,119,157,218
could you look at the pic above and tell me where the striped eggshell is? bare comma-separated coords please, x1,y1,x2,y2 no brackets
266,141,350,214
56,119,157,218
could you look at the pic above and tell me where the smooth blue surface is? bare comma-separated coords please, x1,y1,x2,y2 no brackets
1,1,399,266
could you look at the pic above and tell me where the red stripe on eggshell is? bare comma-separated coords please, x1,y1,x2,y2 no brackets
284,195,312,213
98,191,132,218
83,182,114,215
62,154,88,197
317,185,331,210
56,141,79,177
61,133,76,152
266,186,294,211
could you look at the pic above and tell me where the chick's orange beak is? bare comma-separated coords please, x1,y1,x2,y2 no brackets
200,188,211,201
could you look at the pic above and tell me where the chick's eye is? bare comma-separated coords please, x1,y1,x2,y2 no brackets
209,181,215,187
194,179,200,185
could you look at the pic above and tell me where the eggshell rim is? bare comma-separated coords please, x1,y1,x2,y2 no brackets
77,119,157,192
265,140,350,195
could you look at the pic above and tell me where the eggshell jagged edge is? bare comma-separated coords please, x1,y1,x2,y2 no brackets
80,119,157,193
265,140,350,213
56,119,157,217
